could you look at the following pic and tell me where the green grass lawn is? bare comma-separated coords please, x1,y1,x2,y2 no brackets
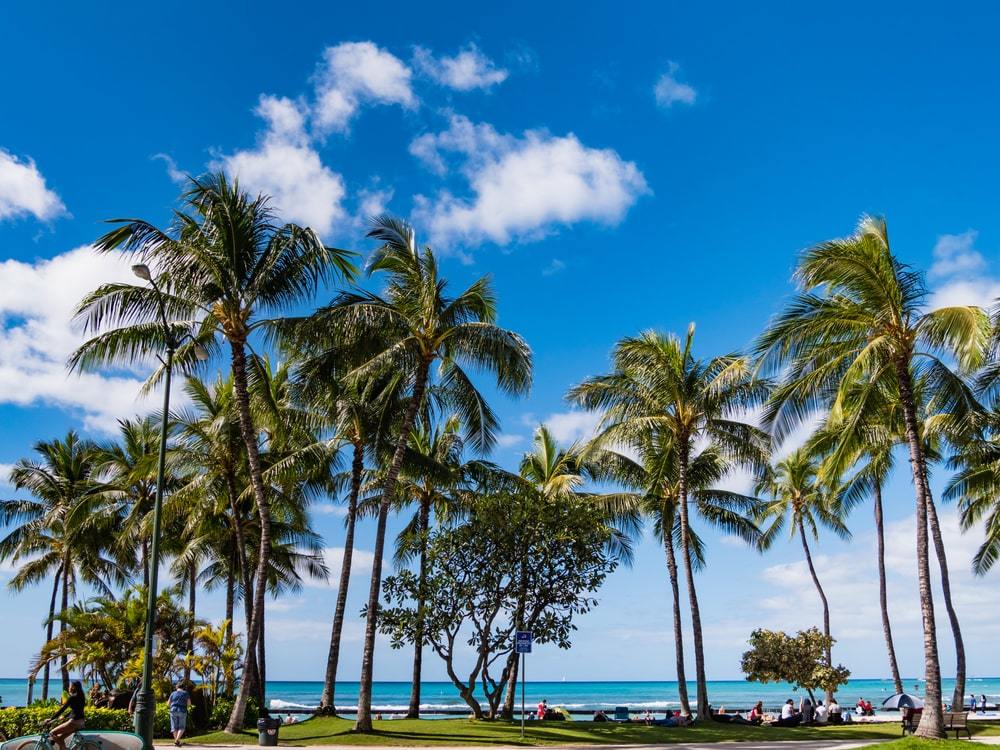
179,716,1000,746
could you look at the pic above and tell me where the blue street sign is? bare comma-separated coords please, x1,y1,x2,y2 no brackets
515,630,532,653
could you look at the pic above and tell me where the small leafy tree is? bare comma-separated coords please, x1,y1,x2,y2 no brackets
741,627,850,704
379,492,617,719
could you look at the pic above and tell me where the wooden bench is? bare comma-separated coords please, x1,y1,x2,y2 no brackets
901,708,922,735
943,711,971,739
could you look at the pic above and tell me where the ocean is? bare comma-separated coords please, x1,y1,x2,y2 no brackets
2,677,998,714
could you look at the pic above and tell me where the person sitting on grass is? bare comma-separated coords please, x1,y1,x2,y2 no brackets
49,681,86,750
827,697,842,724
799,697,814,724
593,710,608,722
749,701,764,725
814,700,829,725
773,699,801,727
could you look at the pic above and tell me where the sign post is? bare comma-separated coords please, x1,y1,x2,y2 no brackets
515,631,532,737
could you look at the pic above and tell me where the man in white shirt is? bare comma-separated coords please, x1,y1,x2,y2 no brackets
814,702,829,724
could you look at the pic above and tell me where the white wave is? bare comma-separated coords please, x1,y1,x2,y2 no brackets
269,699,319,709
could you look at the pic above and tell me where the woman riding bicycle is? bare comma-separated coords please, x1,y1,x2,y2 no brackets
49,681,85,750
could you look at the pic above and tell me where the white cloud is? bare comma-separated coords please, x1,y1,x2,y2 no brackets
216,95,347,237
927,229,1000,310
356,185,394,223
413,44,508,91
543,410,603,445
313,42,416,135
0,246,158,433
312,502,348,517
0,463,13,487
303,547,375,589
748,508,1000,648
151,153,186,185
654,63,697,109
542,258,566,276
929,231,985,279
0,149,66,222
411,115,648,248
495,433,524,449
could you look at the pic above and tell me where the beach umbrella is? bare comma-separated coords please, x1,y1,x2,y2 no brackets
882,693,924,709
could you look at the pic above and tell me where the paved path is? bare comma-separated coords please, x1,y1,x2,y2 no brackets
159,742,889,750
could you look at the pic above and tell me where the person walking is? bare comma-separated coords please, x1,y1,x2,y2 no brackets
167,682,192,746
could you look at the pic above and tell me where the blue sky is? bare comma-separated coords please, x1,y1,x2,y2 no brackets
2,1,1000,684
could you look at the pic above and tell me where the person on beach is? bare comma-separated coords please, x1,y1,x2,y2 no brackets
982,694,988,713
537,699,547,720
49,681,85,750
167,682,191,746
748,701,764,725
799,697,813,723
815,701,829,724
774,699,800,727
970,693,976,710
593,710,608,722
828,697,842,724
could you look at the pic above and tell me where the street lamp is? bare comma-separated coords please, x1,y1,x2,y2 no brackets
132,265,207,750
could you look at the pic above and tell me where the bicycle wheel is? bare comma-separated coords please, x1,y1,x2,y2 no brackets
72,739,102,750
11,739,51,750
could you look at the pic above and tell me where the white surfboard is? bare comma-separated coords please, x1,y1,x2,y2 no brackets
2,731,144,750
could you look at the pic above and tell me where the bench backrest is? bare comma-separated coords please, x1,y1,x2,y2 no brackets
944,712,968,727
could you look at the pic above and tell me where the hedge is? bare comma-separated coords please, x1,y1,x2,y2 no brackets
0,700,259,740
0,707,131,739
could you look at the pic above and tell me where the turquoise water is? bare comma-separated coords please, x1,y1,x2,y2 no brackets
3,677,999,712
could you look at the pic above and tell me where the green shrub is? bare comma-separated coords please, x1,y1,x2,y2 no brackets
208,698,258,730
153,705,171,739
0,707,131,739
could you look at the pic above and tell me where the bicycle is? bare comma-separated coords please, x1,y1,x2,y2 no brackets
4,722,103,750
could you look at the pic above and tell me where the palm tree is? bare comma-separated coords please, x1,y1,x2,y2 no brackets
754,215,989,736
69,173,357,729
388,415,479,718
494,425,640,719
0,433,123,698
172,374,258,688
569,325,770,719
591,435,762,718
757,447,850,703
303,216,532,731
947,407,1000,573
809,389,905,696
97,417,161,588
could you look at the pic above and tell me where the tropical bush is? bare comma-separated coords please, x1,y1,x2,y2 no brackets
0,707,131,738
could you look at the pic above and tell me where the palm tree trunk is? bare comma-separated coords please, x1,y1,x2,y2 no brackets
925,491,966,709
874,480,904,695
663,523,691,717
225,565,235,642
142,540,149,591
42,564,62,701
185,562,196,681
356,362,430,732
225,470,258,705
60,561,70,693
258,626,266,710
798,518,833,704
676,444,709,719
406,494,431,719
320,439,363,712
893,360,943,738
226,341,274,731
